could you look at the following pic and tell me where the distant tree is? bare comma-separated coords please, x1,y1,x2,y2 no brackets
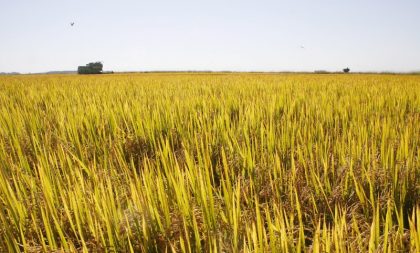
78,62,103,74
343,67,350,73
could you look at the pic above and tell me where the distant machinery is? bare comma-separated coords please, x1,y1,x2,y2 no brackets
77,62,103,74
343,67,350,73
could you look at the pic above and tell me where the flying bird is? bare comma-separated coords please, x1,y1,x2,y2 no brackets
300,45,305,49
70,22,75,26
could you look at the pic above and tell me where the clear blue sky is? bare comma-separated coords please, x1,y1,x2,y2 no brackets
1,0,419,73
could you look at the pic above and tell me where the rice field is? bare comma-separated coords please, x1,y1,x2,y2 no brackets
0,73,419,252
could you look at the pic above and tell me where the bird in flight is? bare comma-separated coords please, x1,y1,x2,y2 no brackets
300,45,305,49
70,22,75,26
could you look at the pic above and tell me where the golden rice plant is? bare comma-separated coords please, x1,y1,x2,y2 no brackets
0,73,419,252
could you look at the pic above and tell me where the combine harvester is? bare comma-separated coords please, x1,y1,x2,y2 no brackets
77,62,103,74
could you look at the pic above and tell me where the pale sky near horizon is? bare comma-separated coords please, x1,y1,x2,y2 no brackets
1,0,419,73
